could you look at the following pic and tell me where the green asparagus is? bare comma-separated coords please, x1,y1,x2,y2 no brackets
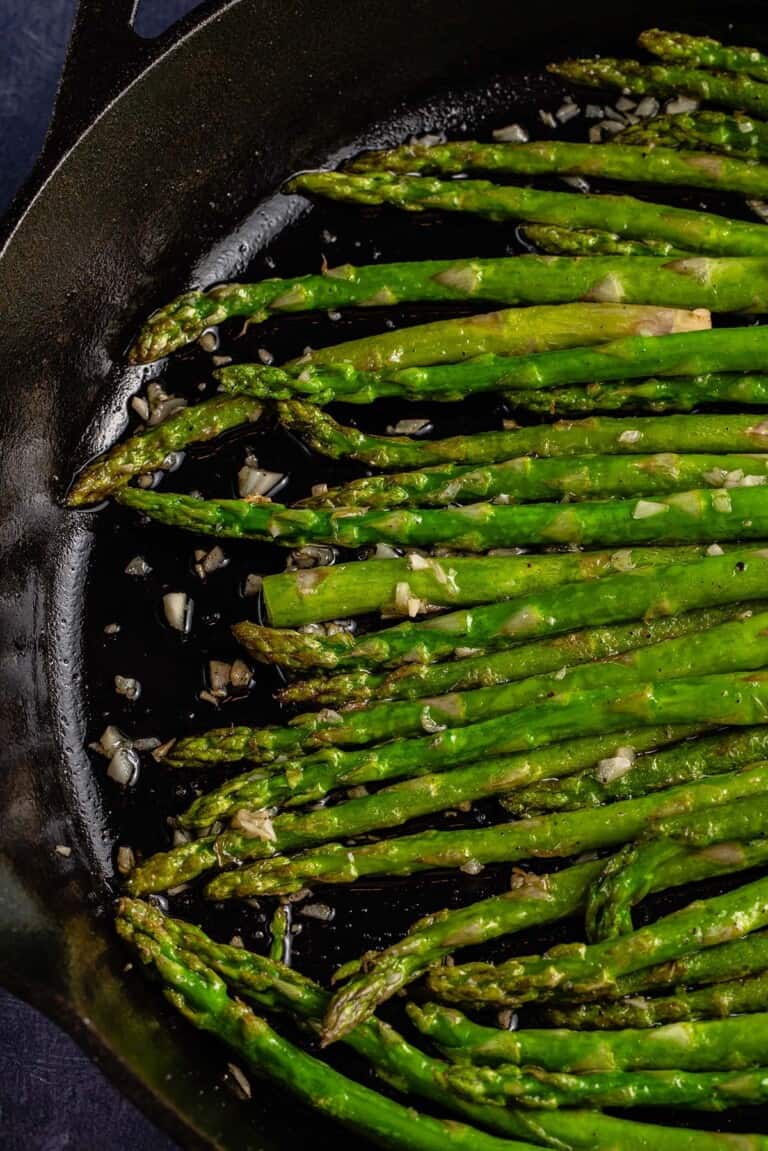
119,925,543,1151
503,725,768,816
298,451,768,511
277,402,768,470
444,1060,768,1111
223,328,768,412
620,111,768,161
563,928,768,1005
287,170,768,256
262,546,713,629
640,28,768,82
521,224,688,257
348,138,768,199
325,840,768,1044
67,394,262,506
585,795,768,941
277,602,750,707
170,605,768,776
301,301,709,370
157,669,768,877
546,969,768,1030
118,484,768,556
120,902,759,1151
218,303,708,396
235,550,768,672
513,373,768,417
550,57,768,119
410,1000,768,1072
129,254,768,365
130,727,688,895
428,868,768,1009
203,756,768,898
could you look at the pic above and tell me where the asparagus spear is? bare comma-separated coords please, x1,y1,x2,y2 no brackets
550,57,768,119
131,725,688,895
128,254,768,365
263,546,711,628
428,866,768,1010
219,303,709,397
348,138,768,199
546,968,768,1030
585,795,768,941
203,755,768,898
120,904,756,1151
514,373,768,417
287,170,768,256
119,484,768,556
234,550,768,672
299,451,768,511
223,329,768,414
166,670,768,867
324,839,768,1044
119,925,542,1151
640,28,768,82
410,999,768,1072
521,224,688,257
620,111,768,161
444,1059,768,1111
503,725,768,816
67,395,262,506
170,606,766,775
277,402,768,470
278,602,751,707
297,301,707,371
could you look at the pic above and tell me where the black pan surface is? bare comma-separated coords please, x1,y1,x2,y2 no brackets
3,1,768,1146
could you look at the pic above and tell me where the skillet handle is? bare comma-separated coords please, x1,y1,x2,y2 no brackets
42,0,150,167
42,0,236,170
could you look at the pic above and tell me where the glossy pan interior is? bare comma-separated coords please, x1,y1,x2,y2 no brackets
1,1,767,1146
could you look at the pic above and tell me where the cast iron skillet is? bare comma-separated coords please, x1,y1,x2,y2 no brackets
2,2,768,1147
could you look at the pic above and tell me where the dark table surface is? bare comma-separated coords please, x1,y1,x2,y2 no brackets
0,8,201,1147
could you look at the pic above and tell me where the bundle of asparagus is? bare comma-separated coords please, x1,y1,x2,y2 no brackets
70,22,768,1145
